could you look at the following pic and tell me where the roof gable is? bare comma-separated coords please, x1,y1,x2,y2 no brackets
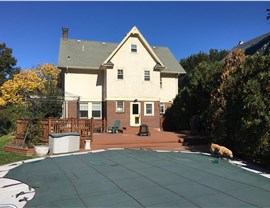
103,26,165,68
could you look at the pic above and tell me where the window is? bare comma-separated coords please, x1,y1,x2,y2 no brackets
79,102,102,119
131,44,137,52
79,103,88,118
160,103,165,114
117,69,124,79
144,70,150,81
92,102,102,119
160,76,162,88
144,102,154,116
116,101,124,112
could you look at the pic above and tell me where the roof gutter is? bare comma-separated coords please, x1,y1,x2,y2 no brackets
58,65,100,70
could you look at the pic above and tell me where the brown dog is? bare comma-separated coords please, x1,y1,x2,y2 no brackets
210,143,233,158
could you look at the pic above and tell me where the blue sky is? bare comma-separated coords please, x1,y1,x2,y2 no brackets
1,1,269,69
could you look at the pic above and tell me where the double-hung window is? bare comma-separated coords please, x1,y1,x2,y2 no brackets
131,44,137,52
79,102,102,119
79,103,88,118
92,102,102,119
144,70,150,81
144,102,154,116
116,101,124,113
117,69,124,80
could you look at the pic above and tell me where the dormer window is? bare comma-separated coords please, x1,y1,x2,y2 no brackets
131,44,137,52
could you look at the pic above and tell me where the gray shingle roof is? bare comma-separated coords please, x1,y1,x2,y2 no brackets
152,46,185,74
58,38,185,74
58,39,118,68
233,31,270,55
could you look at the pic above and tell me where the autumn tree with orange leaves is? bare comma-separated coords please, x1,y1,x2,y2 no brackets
0,64,63,134
0,64,60,106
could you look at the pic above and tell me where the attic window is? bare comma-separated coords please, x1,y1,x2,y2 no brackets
131,44,137,52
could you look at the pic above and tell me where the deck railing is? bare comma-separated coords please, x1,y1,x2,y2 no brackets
16,118,94,147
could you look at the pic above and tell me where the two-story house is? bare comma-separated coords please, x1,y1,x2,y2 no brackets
58,26,185,131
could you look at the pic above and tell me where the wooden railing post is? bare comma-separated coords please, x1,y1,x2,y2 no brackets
71,118,74,132
48,118,52,133
91,118,93,141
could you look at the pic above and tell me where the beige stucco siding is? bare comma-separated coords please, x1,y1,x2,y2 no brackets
106,37,160,101
160,73,178,102
64,69,103,101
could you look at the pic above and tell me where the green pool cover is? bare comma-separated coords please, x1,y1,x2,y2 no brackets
5,149,270,207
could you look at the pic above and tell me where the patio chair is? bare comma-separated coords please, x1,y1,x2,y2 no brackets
108,120,121,133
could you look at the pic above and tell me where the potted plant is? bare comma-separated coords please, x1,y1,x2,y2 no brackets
24,119,49,156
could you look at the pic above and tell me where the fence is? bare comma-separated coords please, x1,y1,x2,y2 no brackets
16,118,94,148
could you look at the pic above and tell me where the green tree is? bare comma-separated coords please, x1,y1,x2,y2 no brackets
210,49,270,160
180,49,229,73
0,43,20,86
163,49,229,131
179,49,229,88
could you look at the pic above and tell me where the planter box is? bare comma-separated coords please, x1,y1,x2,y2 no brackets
49,132,80,154
34,145,49,156
4,145,35,156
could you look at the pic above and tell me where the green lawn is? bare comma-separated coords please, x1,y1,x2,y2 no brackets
0,134,35,165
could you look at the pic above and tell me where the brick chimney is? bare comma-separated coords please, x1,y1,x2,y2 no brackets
62,27,68,40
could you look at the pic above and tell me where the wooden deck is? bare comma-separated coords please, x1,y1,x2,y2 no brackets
84,129,210,153
15,118,210,153
16,118,94,147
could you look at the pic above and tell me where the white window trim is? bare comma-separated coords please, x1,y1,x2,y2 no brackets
91,102,102,119
79,102,89,118
144,70,150,81
78,102,102,119
131,44,137,53
116,101,124,113
144,102,154,116
160,103,165,114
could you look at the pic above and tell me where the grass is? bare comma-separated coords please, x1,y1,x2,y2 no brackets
0,134,35,165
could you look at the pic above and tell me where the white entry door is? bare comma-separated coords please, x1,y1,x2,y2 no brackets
130,102,141,126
